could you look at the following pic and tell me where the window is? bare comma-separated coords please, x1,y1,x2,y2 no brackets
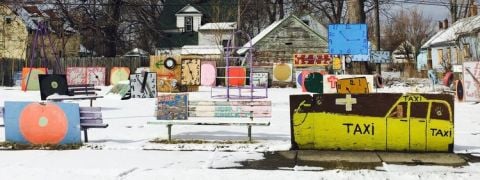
463,44,471,58
4,16,12,24
430,102,450,121
389,102,407,118
185,16,193,32
410,103,429,118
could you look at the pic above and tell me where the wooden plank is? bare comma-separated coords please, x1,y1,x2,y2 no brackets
81,123,109,128
80,106,102,112
47,95,103,101
188,111,271,118
188,105,272,118
147,120,270,126
0,107,3,118
80,119,103,124
188,101,271,106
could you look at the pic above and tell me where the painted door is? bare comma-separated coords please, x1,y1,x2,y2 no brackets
427,102,454,152
409,102,428,151
386,102,409,151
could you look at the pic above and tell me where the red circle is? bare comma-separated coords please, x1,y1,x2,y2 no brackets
19,103,68,144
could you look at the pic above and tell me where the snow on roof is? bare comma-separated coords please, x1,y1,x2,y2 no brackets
422,15,480,48
237,18,285,54
175,4,202,15
181,45,223,55
199,22,236,30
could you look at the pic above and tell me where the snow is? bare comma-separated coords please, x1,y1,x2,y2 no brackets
421,15,480,48
199,22,237,30
1,81,480,179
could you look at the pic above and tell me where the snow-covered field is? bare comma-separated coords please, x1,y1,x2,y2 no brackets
0,82,480,179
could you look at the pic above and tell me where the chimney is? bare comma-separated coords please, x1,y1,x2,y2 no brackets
439,21,443,30
444,19,449,29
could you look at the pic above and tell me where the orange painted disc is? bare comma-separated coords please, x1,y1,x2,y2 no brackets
19,103,68,144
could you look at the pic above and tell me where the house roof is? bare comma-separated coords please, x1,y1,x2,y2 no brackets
422,15,480,48
175,4,202,15
181,45,223,55
237,15,327,54
199,22,236,30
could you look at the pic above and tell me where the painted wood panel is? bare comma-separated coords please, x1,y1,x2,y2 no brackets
463,61,480,102
156,93,188,120
201,61,216,86
323,75,374,94
130,72,157,98
21,67,47,91
110,67,130,85
273,63,293,82
150,55,182,92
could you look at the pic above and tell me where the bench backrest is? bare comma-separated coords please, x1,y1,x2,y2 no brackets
79,107,103,125
69,84,100,96
188,101,272,118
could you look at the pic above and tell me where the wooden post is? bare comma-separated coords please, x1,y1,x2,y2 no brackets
248,125,252,142
167,124,172,142
83,129,88,142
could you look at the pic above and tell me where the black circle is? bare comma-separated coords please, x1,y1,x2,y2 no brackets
164,58,177,70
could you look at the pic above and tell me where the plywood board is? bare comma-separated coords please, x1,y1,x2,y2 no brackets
86,67,106,86
66,67,87,85
21,68,47,91
272,63,293,82
150,55,182,92
252,72,268,87
201,61,216,86
323,75,374,94
156,93,188,120
227,66,246,87
463,61,480,102
110,67,130,85
290,93,454,152
130,72,157,98
293,54,331,66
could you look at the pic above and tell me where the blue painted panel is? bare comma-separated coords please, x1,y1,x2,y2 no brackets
4,101,81,145
157,94,188,120
328,24,368,55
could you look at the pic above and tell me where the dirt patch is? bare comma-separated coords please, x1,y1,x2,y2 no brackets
0,142,82,150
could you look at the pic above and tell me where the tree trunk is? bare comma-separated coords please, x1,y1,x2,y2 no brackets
104,0,122,57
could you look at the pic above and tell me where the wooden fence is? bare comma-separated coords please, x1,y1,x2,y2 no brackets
0,57,149,86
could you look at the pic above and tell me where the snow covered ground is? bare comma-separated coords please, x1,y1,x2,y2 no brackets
0,82,480,179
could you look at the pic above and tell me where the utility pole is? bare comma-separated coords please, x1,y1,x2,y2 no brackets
375,0,381,75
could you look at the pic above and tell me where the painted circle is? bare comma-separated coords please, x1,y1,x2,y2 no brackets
304,72,323,93
111,68,130,85
296,72,303,86
228,67,246,86
19,103,68,144
273,64,292,81
164,58,177,69
51,81,58,89
201,63,216,86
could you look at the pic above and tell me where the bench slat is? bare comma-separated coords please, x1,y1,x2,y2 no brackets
80,107,102,111
188,101,271,106
188,105,271,118
81,123,109,128
188,111,271,118
81,119,104,124
147,120,270,126
80,112,102,118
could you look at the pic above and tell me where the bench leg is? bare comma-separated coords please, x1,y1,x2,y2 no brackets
83,129,89,142
167,124,172,142
248,125,252,142
90,99,93,107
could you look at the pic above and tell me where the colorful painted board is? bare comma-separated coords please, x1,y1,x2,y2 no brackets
323,75,374,94
227,66,246,87
201,61,216,86
180,59,201,86
336,77,370,94
39,74,69,100
273,63,293,82
328,24,368,55
157,93,188,120
130,72,157,98
252,72,269,87
66,67,87,85
463,61,480,102
110,67,130,85
303,72,323,93
4,101,81,144
371,50,391,64
332,57,342,70
188,101,272,118
290,93,454,152
295,71,303,88
150,55,182,92
293,54,331,66
135,67,151,74
21,68,47,91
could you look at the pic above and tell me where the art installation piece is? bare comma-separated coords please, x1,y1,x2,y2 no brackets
135,67,150,74
150,55,182,92
39,74,69,100
180,59,201,86
4,101,81,145
350,41,371,62
293,54,331,66
130,72,157,98
227,66,246,87
156,93,188,120
328,24,368,55
66,67,106,86
456,80,464,101
252,72,269,87
336,77,370,94
371,51,392,64
200,61,216,86
332,57,342,70
463,61,480,102
21,67,47,91
303,72,323,93
295,71,303,88
189,101,272,118
290,93,454,152
110,67,131,85
86,67,106,86
323,75,374,94
272,63,293,82
66,67,87,85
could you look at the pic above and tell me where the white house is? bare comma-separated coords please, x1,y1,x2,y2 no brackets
198,22,236,46
175,4,202,32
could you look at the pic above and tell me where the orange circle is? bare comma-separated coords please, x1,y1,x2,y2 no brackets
273,64,292,81
19,103,68,144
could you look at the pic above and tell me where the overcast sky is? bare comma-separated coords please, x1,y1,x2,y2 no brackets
388,3,450,21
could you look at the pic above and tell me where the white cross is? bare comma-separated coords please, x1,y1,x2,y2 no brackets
335,94,357,111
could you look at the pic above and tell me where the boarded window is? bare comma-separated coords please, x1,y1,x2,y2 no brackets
430,102,450,121
463,45,471,58
410,103,429,118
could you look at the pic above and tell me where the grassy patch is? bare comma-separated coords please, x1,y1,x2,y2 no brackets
0,142,82,150
150,139,256,144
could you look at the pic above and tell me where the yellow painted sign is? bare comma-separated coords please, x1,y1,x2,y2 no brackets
336,77,369,94
333,57,341,70
290,93,454,152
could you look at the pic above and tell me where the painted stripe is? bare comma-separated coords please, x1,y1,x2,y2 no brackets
188,101,271,106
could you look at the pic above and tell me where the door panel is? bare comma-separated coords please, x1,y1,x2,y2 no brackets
387,102,409,151
409,102,428,151
427,102,454,151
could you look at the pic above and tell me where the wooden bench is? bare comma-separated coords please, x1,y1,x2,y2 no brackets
148,100,272,142
79,107,108,142
47,84,103,107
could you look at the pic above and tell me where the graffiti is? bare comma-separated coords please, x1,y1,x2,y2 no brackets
290,93,454,152
66,67,106,86
293,54,331,66
156,93,188,120
188,100,272,118
252,72,269,87
463,61,480,101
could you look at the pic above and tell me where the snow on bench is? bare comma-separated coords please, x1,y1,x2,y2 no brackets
148,100,272,142
47,84,103,107
80,106,108,142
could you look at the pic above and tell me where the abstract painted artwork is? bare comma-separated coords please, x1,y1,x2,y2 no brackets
227,66,246,87
130,72,157,98
272,63,293,82
21,67,47,91
110,67,131,85
201,61,216,86
463,61,480,102
66,67,106,86
4,101,81,145
156,93,188,120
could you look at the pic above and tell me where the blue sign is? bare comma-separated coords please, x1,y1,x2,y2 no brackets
328,24,368,55
351,41,371,62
